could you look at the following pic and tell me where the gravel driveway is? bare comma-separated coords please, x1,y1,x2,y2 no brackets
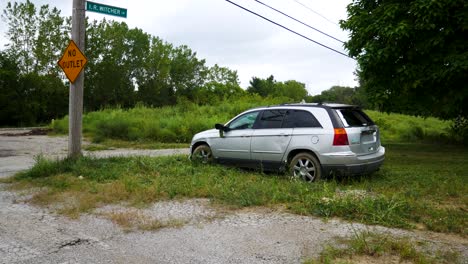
0,130,466,263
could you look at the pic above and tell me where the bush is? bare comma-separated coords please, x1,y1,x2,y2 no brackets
50,97,459,144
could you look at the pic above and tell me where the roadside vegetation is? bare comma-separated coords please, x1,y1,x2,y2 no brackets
306,230,460,264
4,142,466,237
83,140,188,151
50,96,453,146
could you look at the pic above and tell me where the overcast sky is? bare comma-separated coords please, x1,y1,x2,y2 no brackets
0,0,357,95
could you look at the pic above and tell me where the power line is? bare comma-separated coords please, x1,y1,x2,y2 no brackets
224,0,352,59
253,0,343,43
293,0,340,27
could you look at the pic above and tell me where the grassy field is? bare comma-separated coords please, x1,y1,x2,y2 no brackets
4,142,466,236
50,97,453,145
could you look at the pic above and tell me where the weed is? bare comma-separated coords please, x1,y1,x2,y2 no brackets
306,230,461,264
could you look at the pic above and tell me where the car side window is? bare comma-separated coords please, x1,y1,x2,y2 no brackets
282,110,322,128
228,111,259,130
255,109,287,129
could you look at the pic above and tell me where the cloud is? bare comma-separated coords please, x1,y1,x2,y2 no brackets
0,0,358,93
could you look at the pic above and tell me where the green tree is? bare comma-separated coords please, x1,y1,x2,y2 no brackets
0,52,21,126
84,20,150,110
169,45,208,99
2,1,69,76
0,52,67,126
247,75,276,97
20,73,68,123
137,37,174,107
35,5,69,76
274,80,308,101
341,0,468,119
307,86,369,108
192,64,244,104
2,0,37,74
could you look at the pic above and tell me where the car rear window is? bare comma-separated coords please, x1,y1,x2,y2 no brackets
336,108,374,127
283,110,322,128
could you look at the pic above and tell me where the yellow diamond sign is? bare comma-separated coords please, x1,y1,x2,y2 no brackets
58,40,88,83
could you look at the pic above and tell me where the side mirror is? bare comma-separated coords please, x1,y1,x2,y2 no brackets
215,123,229,138
215,123,230,131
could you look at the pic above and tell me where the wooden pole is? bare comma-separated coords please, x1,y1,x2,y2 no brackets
68,0,86,158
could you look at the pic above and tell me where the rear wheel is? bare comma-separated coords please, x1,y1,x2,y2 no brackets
192,144,213,164
289,152,321,182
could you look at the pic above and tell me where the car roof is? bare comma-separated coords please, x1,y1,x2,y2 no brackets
248,102,360,111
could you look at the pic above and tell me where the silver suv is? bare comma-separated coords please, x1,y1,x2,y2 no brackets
190,103,385,182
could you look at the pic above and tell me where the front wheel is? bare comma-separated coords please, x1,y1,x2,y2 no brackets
289,152,321,182
191,144,213,164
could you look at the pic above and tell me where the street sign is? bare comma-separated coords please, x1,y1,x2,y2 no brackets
58,40,88,84
86,1,127,18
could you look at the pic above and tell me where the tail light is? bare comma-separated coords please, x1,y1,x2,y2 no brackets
333,128,349,146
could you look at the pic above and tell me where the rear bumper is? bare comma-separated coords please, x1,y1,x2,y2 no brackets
321,146,385,176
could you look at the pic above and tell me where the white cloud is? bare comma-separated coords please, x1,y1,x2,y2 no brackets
0,0,358,94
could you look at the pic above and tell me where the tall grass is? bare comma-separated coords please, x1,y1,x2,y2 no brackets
51,95,287,143
51,97,453,144
369,111,451,143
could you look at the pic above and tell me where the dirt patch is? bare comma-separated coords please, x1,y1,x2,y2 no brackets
0,149,16,158
0,128,52,136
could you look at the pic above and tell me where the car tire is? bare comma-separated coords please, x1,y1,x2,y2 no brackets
192,144,213,164
289,152,321,182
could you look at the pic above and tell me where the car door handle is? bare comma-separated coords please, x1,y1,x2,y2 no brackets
279,134,290,137
241,135,250,138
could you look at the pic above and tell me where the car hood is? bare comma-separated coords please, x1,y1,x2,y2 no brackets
192,128,218,142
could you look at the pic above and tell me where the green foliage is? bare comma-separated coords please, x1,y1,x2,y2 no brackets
367,110,451,143
307,86,368,108
247,75,309,101
247,75,276,97
11,143,468,236
341,0,468,119
0,52,68,126
1,1,245,125
51,97,454,144
2,0,68,76
275,80,308,101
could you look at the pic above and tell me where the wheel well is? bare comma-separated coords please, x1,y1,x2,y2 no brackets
287,149,320,164
191,141,209,153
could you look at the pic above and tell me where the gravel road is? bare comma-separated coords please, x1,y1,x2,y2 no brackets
0,130,466,263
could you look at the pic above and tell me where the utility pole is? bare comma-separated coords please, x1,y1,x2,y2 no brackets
69,0,86,158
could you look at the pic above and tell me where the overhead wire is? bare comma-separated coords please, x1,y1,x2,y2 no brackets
224,0,352,59
293,0,340,27
253,0,344,43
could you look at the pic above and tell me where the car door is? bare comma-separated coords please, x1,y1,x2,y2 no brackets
210,111,260,161
251,109,293,162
